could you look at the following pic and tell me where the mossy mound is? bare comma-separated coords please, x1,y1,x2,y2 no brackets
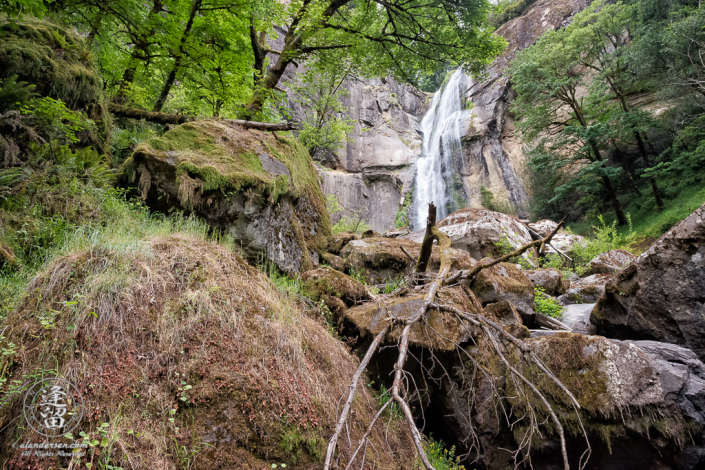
302,267,369,308
0,234,416,469
0,18,103,110
0,18,110,152
124,121,331,274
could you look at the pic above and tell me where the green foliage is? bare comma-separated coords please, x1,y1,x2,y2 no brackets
418,437,466,470
279,428,323,464
21,97,96,143
496,234,534,269
286,58,356,157
570,215,635,272
448,174,466,214
480,185,515,215
534,287,564,319
326,194,371,234
0,74,36,112
394,190,414,229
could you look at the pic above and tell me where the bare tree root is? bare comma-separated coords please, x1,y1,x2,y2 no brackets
325,206,589,470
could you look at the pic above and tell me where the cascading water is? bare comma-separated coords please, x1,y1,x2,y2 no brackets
412,69,468,229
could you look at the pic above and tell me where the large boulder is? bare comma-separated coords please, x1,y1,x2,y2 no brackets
591,203,705,360
469,260,535,319
524,268,567,296
342,286,480,351
339,236,475,283
405,208,534,260
438,333,705,470
124,121,331,275
582,249,636,277
0,235,417,469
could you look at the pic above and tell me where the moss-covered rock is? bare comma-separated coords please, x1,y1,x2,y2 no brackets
0,18,109,147
469,260,535,320
124,121,331,274
328,231,359,255
301,267,369,315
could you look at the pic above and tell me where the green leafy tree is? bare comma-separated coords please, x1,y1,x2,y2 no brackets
510,26,629,225
244,0,506,115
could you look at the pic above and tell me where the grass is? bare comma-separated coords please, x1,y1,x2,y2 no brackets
566,184,705,245
534,287,565,318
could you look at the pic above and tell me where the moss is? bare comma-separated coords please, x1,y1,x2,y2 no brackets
128,120,331,252
0,18,110,148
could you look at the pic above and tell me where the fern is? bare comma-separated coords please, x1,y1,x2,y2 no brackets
0,75,38,113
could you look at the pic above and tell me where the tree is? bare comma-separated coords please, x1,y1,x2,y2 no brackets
569,0,664,210
244,0,505,115
511,27,629,225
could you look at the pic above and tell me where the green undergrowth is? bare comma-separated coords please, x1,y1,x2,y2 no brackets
394,189,414,229
534,287,564,318
567,184,705,246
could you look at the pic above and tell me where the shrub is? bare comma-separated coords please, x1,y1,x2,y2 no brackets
534,287,564,318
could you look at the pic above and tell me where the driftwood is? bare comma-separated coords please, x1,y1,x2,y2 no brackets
108,103,299,131
325,204,589,470
536,312,572,331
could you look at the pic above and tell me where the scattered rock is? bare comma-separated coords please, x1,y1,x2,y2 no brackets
485,300,530,339
328,232,359,255
361,229,380,239
524,268,567,296
124,121,331,275
582,248,636,277
591,203,705,360
469,260,535,320
558,274,613,305
529,219,587,253
301,267,369,312
339,237,475,284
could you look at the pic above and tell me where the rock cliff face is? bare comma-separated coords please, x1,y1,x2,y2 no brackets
456,0,595,212
310,0,597,231
317,77,428,232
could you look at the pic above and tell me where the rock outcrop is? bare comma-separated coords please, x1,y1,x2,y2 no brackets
124,120,331,275
529,219,588,253
316,77,429,232
591,203,705,360
453,0,597,212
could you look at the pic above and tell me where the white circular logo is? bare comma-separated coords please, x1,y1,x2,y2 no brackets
23,377,84,437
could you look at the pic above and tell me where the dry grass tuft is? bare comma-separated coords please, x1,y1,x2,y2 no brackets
0,234,416,469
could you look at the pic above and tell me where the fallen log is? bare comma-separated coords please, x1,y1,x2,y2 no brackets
108,103,299,131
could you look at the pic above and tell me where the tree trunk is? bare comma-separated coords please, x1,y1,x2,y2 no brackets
612,142,642,196
415,203,437,274
152,0,202,112
108,103,299,130
115,0,164,102
590,140,628,226
86,10,104,46
634,131,665,211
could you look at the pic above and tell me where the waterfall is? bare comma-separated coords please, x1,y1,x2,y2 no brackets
412,69,468,229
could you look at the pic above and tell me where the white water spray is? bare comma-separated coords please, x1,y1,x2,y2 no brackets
412,69,468,229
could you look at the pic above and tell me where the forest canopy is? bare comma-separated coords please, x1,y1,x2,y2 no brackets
3,0,504,121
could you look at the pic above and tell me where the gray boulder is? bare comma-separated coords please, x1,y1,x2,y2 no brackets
591,203,705,360
582,248,636,277
558,274,613,305
524,268,567,296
